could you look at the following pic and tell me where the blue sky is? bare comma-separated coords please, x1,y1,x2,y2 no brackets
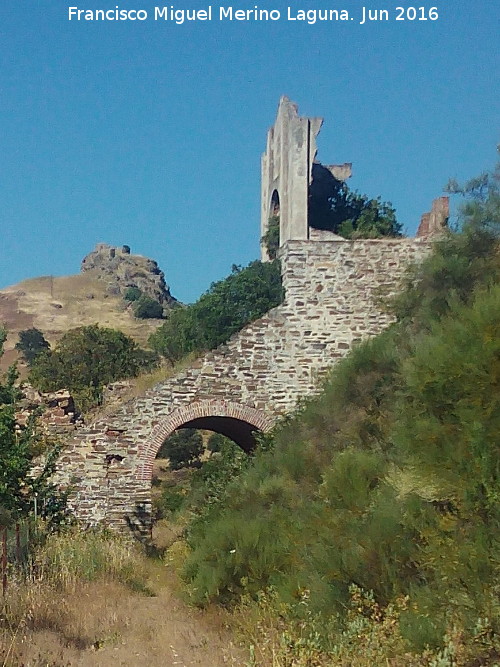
1,0,499,302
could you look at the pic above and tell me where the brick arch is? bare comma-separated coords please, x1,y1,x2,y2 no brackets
136,400,276,481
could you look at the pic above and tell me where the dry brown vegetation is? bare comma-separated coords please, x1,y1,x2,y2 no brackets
0,529,244,667
0,271,161,374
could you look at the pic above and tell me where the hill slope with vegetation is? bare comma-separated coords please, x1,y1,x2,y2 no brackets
0,271,162,375
159,162,500,665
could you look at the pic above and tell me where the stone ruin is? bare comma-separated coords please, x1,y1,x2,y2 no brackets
52,97,453,533
81,243,177,308
416,196,450,237
261,96,449,259
16,385,81,435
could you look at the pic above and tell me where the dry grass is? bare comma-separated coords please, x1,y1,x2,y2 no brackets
1,580,134,657
0,271,161,373
0,528,245,667
0,529,155,663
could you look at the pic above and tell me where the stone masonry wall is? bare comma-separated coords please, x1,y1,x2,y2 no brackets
57,237,433,534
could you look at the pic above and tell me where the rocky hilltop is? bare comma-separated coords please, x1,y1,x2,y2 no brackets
0,244,177,373
81,243,177,307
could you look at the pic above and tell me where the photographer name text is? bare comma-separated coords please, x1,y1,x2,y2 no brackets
67,5,440,25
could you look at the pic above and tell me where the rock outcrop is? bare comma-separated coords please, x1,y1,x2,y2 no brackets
81,244,177,308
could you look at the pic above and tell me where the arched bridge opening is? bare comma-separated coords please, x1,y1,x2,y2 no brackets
178,416,259,453
136,400,276,482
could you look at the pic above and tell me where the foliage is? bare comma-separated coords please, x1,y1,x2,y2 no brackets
158,428,204,470
149,260,283,363
337,196,401,239
133,294,164,319
261,215,280,259
308,163,402,238
15,328,50,366
123,286,142,302
0,329,67,527
390,226,500,328
33,527,151,593
206,432,233,453
176,163,500,662
155,484,186,518
187,438,248,520
234,585,500,666
29,324,157,411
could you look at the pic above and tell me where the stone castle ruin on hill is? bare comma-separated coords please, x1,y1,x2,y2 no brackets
56,97,449,534
81,242,177,309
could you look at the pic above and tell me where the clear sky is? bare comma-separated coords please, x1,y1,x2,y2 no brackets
1,0,499,302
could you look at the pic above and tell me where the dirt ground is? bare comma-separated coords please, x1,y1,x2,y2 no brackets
2,578,245,667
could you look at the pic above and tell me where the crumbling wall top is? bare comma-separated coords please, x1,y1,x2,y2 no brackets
416,197,449,237
261,97,351,260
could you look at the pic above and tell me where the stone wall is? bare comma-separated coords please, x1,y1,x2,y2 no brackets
56,236,434,534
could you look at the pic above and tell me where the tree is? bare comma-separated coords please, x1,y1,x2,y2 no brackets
123,286,142,302
207,432,235,454
149,260,283,363
308,163,402,238
133,294,164,319
158,428,204,470
29,324,157,411
149,304,198,364
0,328,66,527
15,328,50,366
391,158,500,327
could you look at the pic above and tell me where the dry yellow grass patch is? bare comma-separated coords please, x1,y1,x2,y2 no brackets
0,271,162,373
0,528,244,667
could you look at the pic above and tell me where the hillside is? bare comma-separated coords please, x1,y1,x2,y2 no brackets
0,244,177,373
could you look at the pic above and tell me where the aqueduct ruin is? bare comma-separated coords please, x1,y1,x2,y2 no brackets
57,97,448,534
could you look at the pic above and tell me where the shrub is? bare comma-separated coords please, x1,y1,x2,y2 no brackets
15,328,50,366
29,324,157,411
133,295,164,319
206,432,234,453
178,190,500,658
308,163,402,238
0,330,67,526
158,429,204,470
150,260,283,362
261,215,280,259
123,286,142,302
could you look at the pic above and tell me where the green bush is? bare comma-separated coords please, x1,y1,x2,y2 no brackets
261,215,280,259
158,428,203,470
0,329,67,526
178,168,500,659
15,328,50,366
308,163,402,238
29,324,157,411
123,286,142,302
150,260,283,362
155,486,185,519
133,294,164,319
206,432,234,453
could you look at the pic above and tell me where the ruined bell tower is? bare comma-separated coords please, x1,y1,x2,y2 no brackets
260,97,449,260
260,96,352,260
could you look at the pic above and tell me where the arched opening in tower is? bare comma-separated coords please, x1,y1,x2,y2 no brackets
270,189,280,218
264,189,281,259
